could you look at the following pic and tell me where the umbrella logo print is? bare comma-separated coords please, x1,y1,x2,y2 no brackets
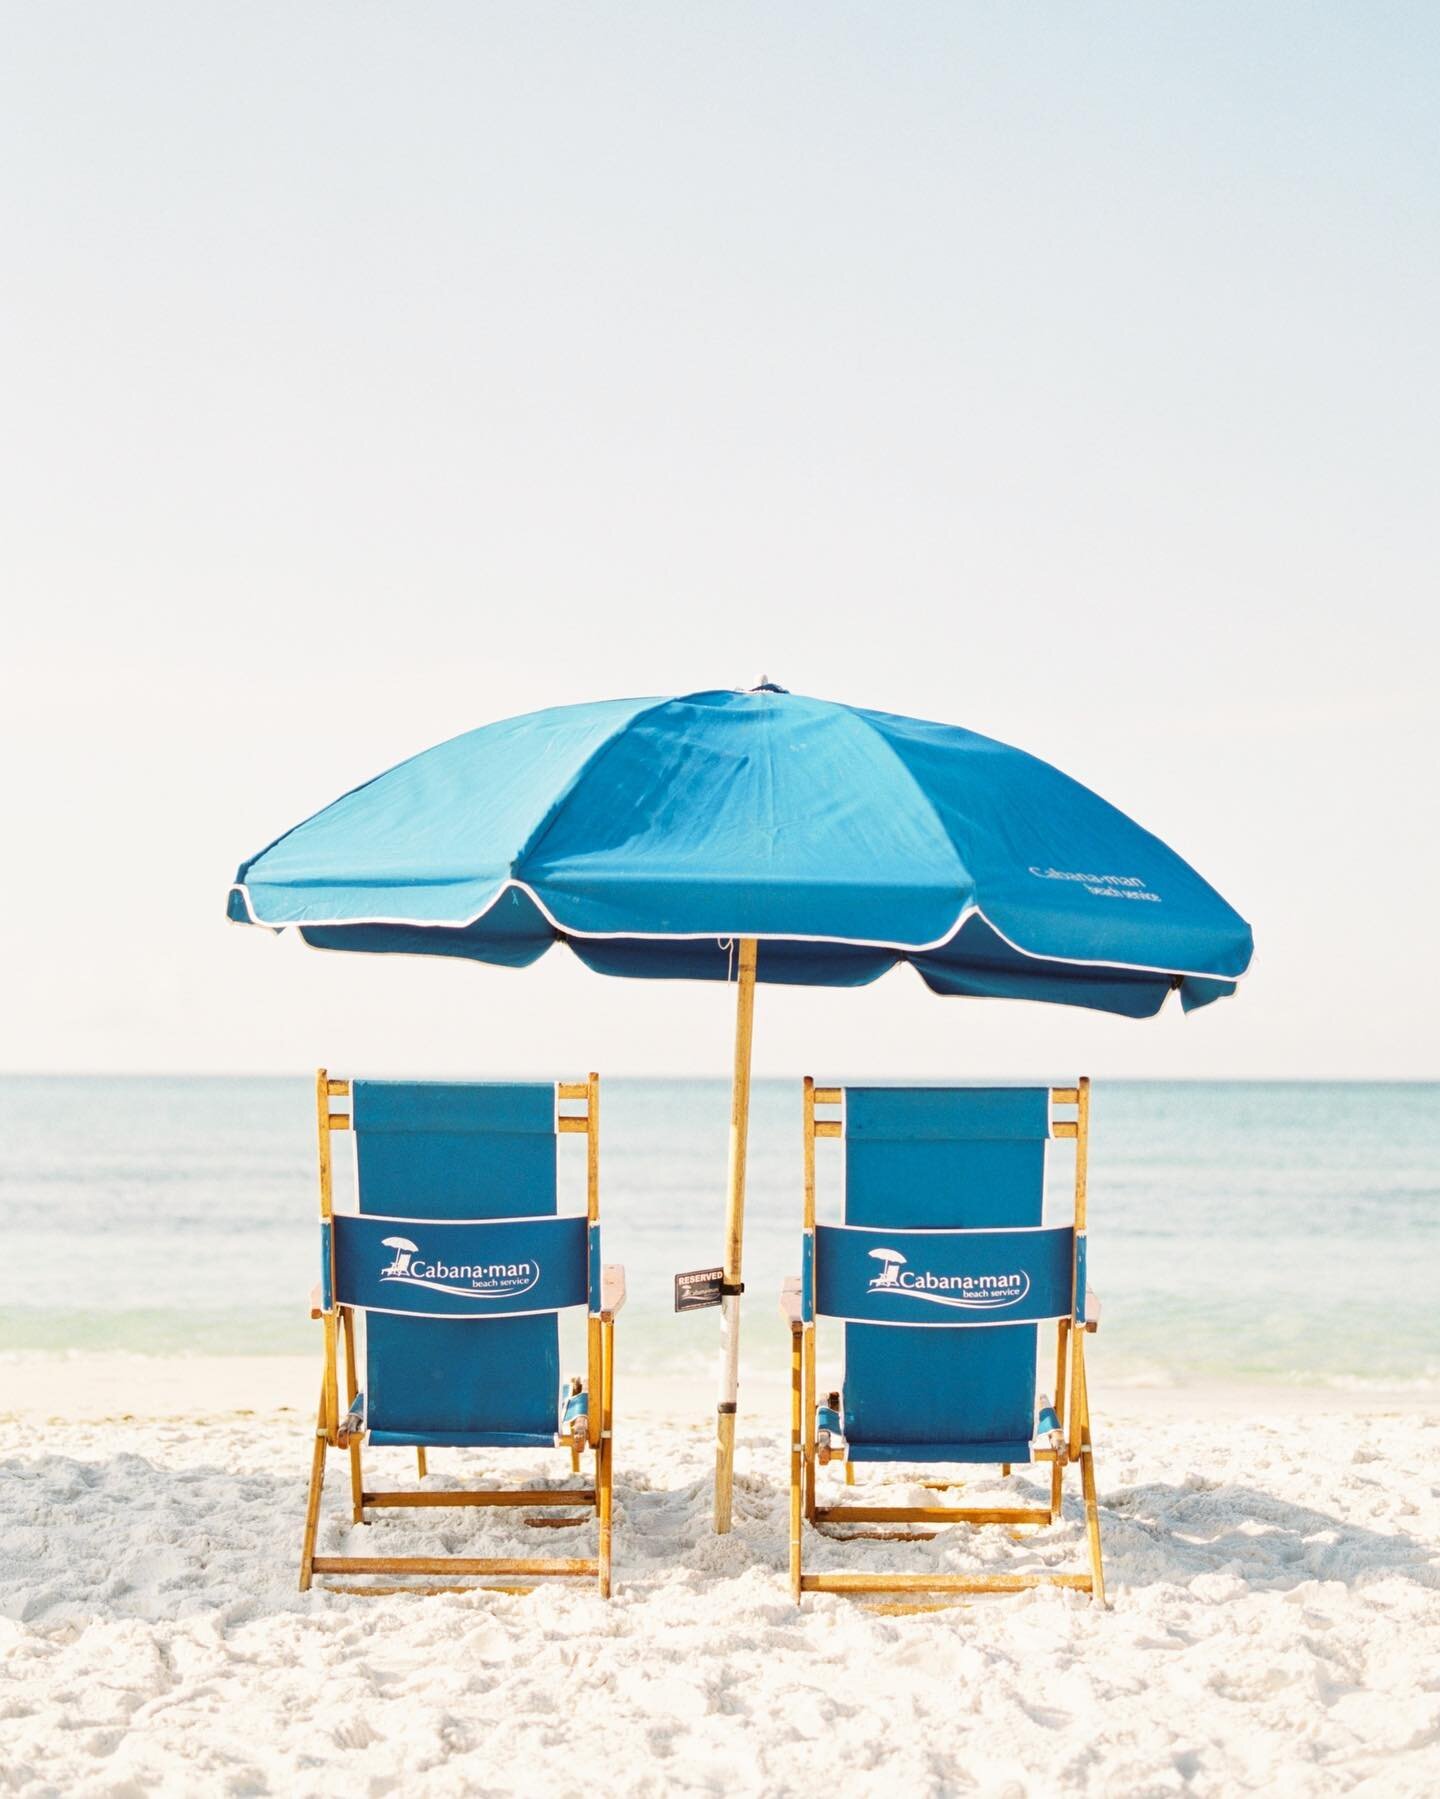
381,1236,418,1277
868,1247,906,1288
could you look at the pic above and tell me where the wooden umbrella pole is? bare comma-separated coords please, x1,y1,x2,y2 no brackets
714,937,759,1533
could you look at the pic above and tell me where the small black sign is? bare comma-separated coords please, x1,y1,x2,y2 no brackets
674,1266,725,1312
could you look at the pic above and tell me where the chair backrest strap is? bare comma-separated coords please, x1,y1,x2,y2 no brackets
814,1222,1075,1327
332,1212,587,1319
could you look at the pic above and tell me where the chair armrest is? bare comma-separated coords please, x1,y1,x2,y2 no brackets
779,1275,803,1327
601,1263,627,1315
309,1282,324,1320
1085,1289,1101,1332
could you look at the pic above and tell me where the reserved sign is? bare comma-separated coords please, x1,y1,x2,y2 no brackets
674,1266,725,1312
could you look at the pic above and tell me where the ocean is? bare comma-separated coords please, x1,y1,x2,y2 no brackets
1,1077,1434,1391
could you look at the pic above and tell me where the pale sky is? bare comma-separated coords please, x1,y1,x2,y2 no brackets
2,4,1436,1079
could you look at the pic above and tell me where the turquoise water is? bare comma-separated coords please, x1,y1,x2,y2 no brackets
0,1078,1434,1389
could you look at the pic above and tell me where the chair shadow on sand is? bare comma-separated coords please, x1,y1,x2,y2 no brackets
1095,1475,1438,1593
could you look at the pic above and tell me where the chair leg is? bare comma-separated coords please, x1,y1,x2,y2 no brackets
415,1448,428,1481
1050,1457,1064,1522
802,1325,817,1523
844,1460,855,1487
1079,1361,1106,1607
1081,1442,1105,1606
341,1309,366,1523
597,1441,612,1598
349,1436,365,1524
299,1387,329,1592
597,1317,615,1598
789,1325,803,1603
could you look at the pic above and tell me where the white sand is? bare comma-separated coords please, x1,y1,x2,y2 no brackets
2,1357,1438,1796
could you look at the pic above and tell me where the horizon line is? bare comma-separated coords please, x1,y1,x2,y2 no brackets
1,1070,1436,1085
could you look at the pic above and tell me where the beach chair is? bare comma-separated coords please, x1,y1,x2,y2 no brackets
299,1071,623,1597
782,1079,1104,1607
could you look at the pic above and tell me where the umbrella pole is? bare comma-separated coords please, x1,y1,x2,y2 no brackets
714,936,759,1533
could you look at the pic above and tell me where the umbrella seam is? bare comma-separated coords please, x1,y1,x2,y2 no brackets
229,696,666,890
506,694,680,884
844,705,979,902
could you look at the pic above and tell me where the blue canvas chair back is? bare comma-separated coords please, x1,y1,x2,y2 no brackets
343,1081,572,1448
823,1087,1063,1463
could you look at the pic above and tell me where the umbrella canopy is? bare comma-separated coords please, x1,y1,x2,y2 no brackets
228,686,1253,1010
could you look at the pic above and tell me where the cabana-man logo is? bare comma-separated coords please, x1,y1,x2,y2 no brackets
379,1235,540,1301
866,1246,1029,1311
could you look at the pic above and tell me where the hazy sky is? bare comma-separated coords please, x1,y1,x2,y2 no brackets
3,4,1436,1079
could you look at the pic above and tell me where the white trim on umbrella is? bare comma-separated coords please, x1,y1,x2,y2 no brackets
227,877,1251,986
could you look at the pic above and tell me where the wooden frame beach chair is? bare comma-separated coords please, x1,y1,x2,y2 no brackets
300,1071,623,1597
783,1079,1104,1609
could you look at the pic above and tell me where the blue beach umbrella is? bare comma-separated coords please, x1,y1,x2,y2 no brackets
228,684,1252,1522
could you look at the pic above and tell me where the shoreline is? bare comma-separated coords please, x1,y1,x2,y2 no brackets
5,1350,1437,1425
